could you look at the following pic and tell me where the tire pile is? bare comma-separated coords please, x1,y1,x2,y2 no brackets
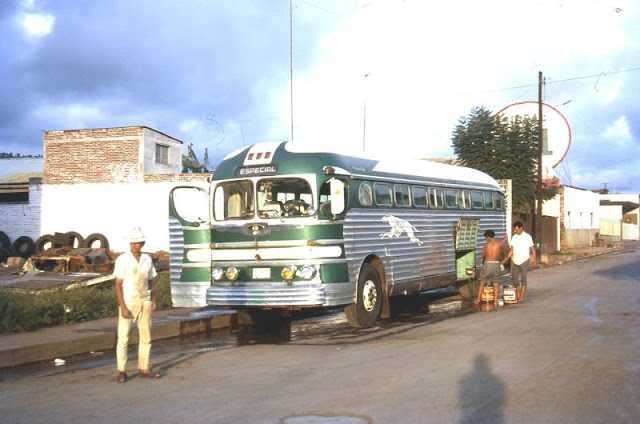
0,231,110,265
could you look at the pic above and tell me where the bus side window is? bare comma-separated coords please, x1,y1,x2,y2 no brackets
459,190,471,209
495,193,505,210
394,184,411,207
444,188,458,208
412,186,428,208
358,182,373,206
374,183,392,206
483,191,495,209
471,191,483,209
429,187,443,208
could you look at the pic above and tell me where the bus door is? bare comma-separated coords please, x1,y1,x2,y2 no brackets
454,218,480,299
168,186,212,307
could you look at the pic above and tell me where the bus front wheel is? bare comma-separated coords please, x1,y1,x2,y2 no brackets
345,264,382,328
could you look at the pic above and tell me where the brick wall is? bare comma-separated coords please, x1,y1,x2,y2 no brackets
44,127,144,184
143,173,210,183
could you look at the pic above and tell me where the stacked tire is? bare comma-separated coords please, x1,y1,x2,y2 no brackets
1,231,110,259
0,231,36,262
33,232,109,254
0,231,12,263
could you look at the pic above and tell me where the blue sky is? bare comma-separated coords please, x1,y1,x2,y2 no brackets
1,0,638,193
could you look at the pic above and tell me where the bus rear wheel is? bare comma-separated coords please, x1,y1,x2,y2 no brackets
456,278,479,300
345,264,382,328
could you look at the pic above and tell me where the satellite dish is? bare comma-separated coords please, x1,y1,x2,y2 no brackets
496,101,571,178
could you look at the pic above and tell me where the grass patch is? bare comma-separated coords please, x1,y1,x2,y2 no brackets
0,271,172,334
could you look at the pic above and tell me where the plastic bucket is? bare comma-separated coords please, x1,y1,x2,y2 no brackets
480,286,495,302
503,285,518,304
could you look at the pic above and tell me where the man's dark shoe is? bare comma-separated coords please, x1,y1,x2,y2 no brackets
117,372,127,383
138,369,161,379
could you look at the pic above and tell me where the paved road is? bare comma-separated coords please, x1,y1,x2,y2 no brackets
1,247,639,424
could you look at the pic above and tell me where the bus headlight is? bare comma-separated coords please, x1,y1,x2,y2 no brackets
300,265,317,280
225,267,239,281
281,265,297,282
212,267,223,281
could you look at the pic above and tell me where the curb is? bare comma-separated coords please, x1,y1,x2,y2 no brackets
540,245,622,266
0,308,237,369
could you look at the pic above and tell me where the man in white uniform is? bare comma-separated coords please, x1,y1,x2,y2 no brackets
501,221,537,302
114,227,160,383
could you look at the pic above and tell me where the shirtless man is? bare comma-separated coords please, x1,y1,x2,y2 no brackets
475,230,504,307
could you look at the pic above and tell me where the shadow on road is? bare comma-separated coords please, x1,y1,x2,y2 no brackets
458,353,506,424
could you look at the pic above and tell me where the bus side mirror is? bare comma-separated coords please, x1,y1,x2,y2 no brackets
329,178,345,215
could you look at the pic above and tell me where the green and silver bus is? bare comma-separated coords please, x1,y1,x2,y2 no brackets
169,141,506,328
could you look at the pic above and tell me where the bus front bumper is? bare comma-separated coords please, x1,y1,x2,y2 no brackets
206,282,354,308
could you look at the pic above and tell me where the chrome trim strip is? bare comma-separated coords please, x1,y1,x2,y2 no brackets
212,238,345,249
210,258,347,267
206,282,354,307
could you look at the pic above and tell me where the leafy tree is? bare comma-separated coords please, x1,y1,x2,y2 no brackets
182,143,210,173
0,152,43,158
452,106,556,213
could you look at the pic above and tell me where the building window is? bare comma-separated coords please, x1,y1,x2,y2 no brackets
155,144,169,165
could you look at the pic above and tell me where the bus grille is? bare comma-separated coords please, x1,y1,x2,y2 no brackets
206,284,326,307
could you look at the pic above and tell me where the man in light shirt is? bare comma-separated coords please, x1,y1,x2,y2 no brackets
501,221,537,302
114,227,160,383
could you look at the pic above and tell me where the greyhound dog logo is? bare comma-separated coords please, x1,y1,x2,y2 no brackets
380,214,423,246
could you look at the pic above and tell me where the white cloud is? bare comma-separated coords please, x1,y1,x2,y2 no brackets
19,13,55,37
34,103,103,130
602,116,631,145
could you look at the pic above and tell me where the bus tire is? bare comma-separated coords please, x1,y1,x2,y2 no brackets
34,234,55,254
65,231,85,249
456,278,479,300
84,233,109,250
12,236,35,259
345,263,382,328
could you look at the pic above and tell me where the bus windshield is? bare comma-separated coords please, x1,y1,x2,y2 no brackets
213,180,254,220
257,177,314,219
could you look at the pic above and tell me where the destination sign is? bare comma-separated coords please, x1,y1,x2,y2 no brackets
235,165,278,177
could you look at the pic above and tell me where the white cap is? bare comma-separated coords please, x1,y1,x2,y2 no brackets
127,227,146,243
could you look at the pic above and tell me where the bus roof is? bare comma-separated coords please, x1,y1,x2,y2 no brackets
214,141,501,190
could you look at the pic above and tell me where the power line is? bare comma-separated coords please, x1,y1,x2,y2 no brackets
456,66,640,96
547,67,640,85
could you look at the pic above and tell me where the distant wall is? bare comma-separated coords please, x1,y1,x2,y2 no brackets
561,186,600,249
0,178,42,244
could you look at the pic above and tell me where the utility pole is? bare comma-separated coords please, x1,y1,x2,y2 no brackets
289,0,294,141
535,71,544,252
362,73,371,151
